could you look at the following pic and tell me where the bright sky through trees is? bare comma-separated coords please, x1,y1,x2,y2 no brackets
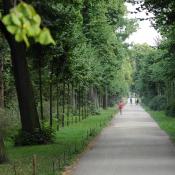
125,3,161,46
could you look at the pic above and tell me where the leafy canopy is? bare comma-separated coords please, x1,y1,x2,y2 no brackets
1,2,55,47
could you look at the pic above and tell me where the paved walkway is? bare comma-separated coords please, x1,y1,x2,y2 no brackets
71,104,175,175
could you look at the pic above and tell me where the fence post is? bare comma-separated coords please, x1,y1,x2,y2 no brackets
13,163,17,175
32,154,37,175
52,160,55,173
63,151,66,164
58,158,61,170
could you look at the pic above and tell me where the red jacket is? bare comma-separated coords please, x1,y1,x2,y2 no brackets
118,102,124,109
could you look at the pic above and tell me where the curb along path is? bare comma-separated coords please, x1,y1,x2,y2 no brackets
70,104,175,175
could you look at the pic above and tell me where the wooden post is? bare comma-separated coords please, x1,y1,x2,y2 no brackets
52,160,55,173
32,155,37,175
63,151,66,164
13,163,17,175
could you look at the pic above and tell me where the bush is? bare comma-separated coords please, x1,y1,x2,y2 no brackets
148,96,167,111
88,103,101,115
14,126,56,146
142,97,151,106
165,101,175,117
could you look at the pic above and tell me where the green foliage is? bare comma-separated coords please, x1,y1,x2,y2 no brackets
0,108,116,175
146,109,175,141
0,108,19,139
14,126,56,146
128,0,175,113
166,101,175,117
0,0,135,148
148,96,167,111
2,2,55,47
130,41,175,112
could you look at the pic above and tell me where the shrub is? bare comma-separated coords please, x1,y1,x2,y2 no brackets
88,103,101,115
142,97,151,106
148,96,167,111
165,101,175,117
14,126,56,146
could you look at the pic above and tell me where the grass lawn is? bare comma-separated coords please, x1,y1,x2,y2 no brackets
0,107,116,175
146,108,175,142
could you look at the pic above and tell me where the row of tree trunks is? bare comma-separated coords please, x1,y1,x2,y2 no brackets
48,82,110,128
89,86,109,110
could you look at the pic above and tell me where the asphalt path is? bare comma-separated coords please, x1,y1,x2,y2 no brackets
71,104,175,175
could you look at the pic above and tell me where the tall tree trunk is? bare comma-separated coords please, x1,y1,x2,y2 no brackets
0,49,7,164
95,88,99,110
38,48,44,122
75,85,78,123
67,83,70,126
0,56,4,108
71,83,75,124
103,86,108,109
0,1,41,133
62,82,65,127
49,61,53,128
82,0,90,37
56,69,60,131
11,42,41,132
85,88,88,118
78,85,81,122
72,83,76,115
0,134,7,164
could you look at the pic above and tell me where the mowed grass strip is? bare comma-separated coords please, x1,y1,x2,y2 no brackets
146,108,175,142
0,107,116,175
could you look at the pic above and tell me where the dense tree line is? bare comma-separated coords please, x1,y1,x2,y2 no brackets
129,0,175,115
0,0,135,163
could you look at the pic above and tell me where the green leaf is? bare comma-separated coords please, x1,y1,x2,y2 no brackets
2,15,12,25
11,13,21,26
15,29,27,44
27,25,41,36
22,19,31,30
16,2,33,18
2,2,55,47
6,25,18,34
32,15,41,25
15,32,24,42
36,28,56,45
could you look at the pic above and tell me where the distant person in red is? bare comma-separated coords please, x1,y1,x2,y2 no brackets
117,100,125,115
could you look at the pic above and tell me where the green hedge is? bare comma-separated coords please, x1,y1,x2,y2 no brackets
148,96,167,111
